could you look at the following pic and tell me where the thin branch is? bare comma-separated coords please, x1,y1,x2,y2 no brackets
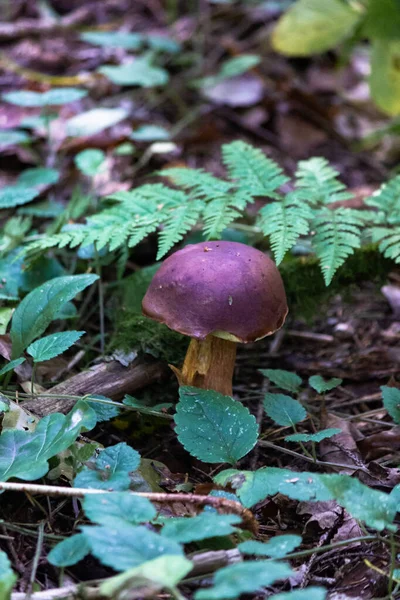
0,481,257,533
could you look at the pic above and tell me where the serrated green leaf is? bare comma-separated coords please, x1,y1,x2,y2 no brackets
27,330,85,363
271,0,360,56
381,385,400,424
320,474,396,531
131,125,170,141
0,358,26,376
0,550,17,599
175,387,258,464
239,534,302,558
83,492,156,527
100,555,192,598
271,588,327,600
285,428,342,443
364,0,400,41
260,369,302,393
195,560,292,600
74,149,106,177
0,400,96,481
86,395,120,423
74,442,140,490
66,108,128,137
161,513,241,543
309,375,342,393
10,274,98,358
215,468,331,507
264,393,306,426
48,533,90,567
82,523,183,571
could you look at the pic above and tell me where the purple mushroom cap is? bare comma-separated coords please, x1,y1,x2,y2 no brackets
142,241,288,343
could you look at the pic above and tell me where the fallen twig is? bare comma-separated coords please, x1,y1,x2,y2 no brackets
0,7,92,41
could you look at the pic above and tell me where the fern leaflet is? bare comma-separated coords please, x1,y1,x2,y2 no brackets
157,201,203,259
296,158,353,205
311,208,362,285
257,192,312,264
222,141,289,197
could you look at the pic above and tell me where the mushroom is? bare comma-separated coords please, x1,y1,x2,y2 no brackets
142,241,288,396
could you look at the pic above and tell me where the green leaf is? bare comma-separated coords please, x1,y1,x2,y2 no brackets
18,167,59,187
215,468,331,507
130,125,170,141
86,395,120,423
381,385,400,424
0,401,97,481
75,149,107,177
81,31,143,49
285,428,342,443
99,56,169,87
364,0,400,40
0,550,17,599
66,108,128,137
196,55,261,88
264,393,306,426
0,186,40,209
194,560,292,600
271,589,327,600
48,533,90,567
100,555,192,598
309,375,342,393
0,129,30,147
320,474,396,531
175,386,258,464
370,39,400,115
0,358,26,376
82,523,183,571
3,88,87,107
260,369,302,393
271,0,361,56
239,534,302,558
74,442,140,490
83,492,156,527
27,330,85,363
10,274,98,358
161,513,241,543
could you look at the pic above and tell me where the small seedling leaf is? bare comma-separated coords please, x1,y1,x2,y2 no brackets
75,149,107,177
74,442,140,490
260,369,302,393
264,393,306,426
175,386,258,464
285,428,342,443
309,375,342,394
0,358,26,377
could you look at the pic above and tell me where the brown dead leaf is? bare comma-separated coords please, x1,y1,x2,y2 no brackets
319,413,365,473
357,426,400,461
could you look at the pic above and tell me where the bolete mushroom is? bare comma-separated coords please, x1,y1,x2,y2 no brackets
142,241,287,396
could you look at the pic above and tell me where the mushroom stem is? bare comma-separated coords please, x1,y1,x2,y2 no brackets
172,335,237,396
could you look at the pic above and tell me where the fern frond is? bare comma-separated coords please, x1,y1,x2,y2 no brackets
296,158,353,205
257,193,312,264
370,226,400,263
157,201,203,259
222,141,289,198
312,208,362,285
161,168,232,198
365,175,400,221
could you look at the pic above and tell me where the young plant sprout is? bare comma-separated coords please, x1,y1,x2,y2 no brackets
142,241,288,396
